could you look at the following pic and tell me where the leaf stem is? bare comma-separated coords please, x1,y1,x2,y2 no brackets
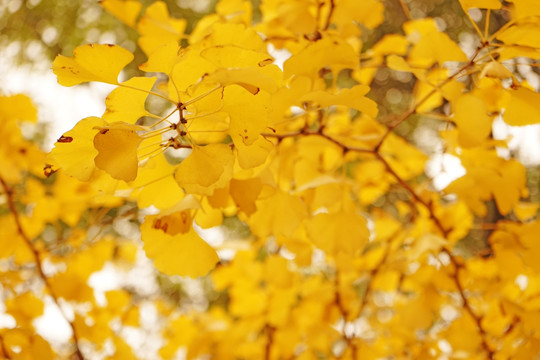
118,83,177,105
464,8,487,43
150,108,178,129
397,0,412,20
141,125,175,139
484,9,491,39
182,85,222,107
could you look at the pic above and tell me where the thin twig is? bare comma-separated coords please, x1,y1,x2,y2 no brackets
262,129,374,154
264,324,275,360
323,0,335,31
334,272,358,359
397,0,412,20
444,249,495,360
0,334,12,359
118,83,177,105
374,44,486,152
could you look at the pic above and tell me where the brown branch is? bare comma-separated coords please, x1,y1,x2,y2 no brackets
397,0,412,20
0,177,85,360
367,40,495,358
0,333,12,360
264,324,275,360
323,0,335,31
261,129,374,154
371,156,494,358
373,43,487,152
444,249,494,360
373,152,450,237
359,230,400,313
333,273,358,359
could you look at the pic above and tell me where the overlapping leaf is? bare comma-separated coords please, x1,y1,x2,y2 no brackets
52,44,133,86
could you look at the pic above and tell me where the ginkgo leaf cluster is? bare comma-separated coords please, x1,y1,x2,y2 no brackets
2,0,540,359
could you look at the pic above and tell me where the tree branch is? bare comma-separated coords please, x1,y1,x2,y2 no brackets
373,44,486,152
372,156,494,359
264,324,275,360
323,0,335,31
0,334,12,359
0,177,85,360
396,0,412,20
333,272,358,359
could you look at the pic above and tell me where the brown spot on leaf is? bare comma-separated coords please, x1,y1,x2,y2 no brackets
43,164,57,178
99,129,109,135
57,135,73,143
258,58,273,67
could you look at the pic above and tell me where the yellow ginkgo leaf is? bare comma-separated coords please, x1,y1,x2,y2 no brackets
235,134,273,169
203,66,281,94
504,86,540,126
405,19,468,68
3,330,55,360
229,178,263,215
386,54,414,72
452,93,492,148
269,75,312,125
249,190,308,238
49,117,106,181
371,34,409,56
301,85,379,118
0,94,37,123
331,0,385,30
207,22,265,51
459,0,501,9
507,0,540,20
139,41,183,75
174,143,234,196
201,46,274,69
215,0,252,25
103,76,156,124
283,37,358,80
131,154,185,209
496,22,540,48
5,292,44,328
479,61,513,79
137,1,186,56
141,214,219,277
93,122,144,182
409,31,468,67
171,48,216,92
306,212,369,255
100,0,142,28
223,85,270,146
52,44,134,86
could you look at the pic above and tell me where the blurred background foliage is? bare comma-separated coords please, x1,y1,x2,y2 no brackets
0,0,216,76
0,0,511,115
0,0,506,68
